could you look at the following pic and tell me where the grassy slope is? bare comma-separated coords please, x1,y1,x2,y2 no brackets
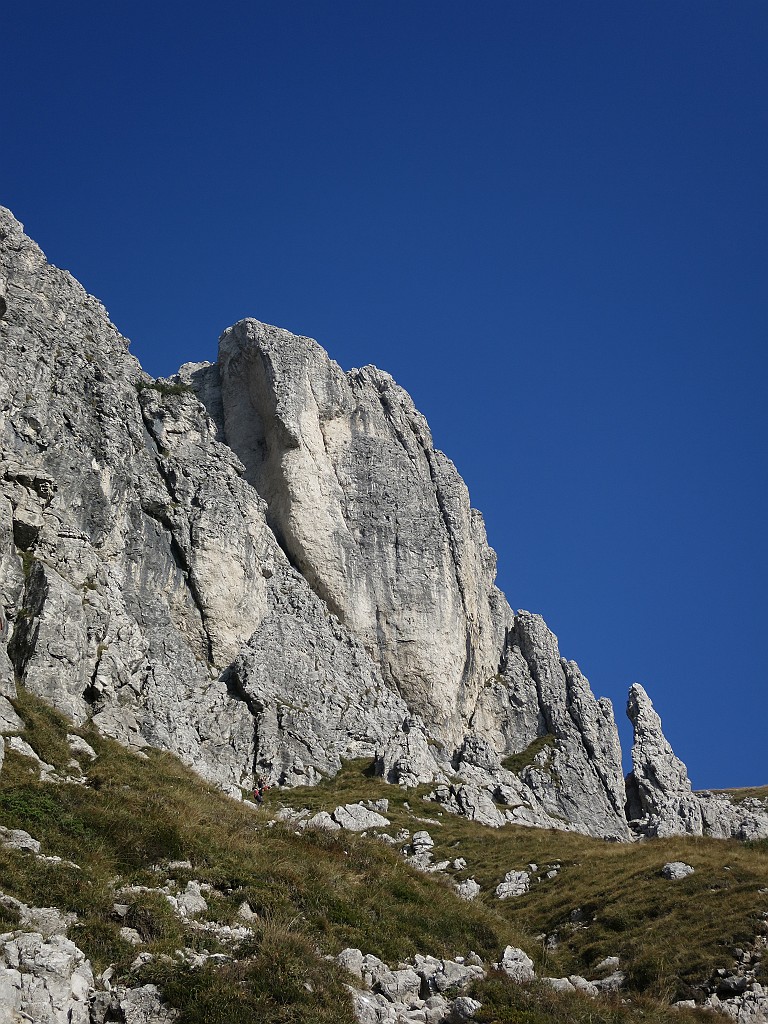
275,763,768,1003
0,691,762,1023
707,786,768,804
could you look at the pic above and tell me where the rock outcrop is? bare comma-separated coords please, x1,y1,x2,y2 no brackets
216,319,509,746
0,205,760,842
0,928,93,1024
625,684,768,839
0,205,432,800
0,893,179,1024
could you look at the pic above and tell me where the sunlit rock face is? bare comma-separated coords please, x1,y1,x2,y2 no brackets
217,318,511,747
0,205,423,798
214,320,631,838
8,203,761,842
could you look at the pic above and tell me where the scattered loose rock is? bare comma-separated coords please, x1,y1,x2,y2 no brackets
67,733,97,760
0,824,40,854
332,803,391,831
305,810,342,831
495,945,535,983
0,930,93,1023
495,870,530,899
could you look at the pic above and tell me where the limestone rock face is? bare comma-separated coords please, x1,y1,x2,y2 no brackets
0,929,94,1024
0,206,436,797
214,319,631,838
217,318,511,745
4,205,752,842
502,613,629,839
625,683,692,817
0,206,267,793
226,580,435,788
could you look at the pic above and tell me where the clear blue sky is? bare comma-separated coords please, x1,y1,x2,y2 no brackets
3,2,766,788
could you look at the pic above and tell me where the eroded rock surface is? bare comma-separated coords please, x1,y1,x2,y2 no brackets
0,930,93,1024
0,207,435,799
1,205,757,843
217,319,511,747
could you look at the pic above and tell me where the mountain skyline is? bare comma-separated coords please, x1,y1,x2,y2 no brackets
3,1,766,787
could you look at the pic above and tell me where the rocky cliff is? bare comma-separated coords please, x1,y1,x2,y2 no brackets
0,206,764,842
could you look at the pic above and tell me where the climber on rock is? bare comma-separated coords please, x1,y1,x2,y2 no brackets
253,776,270,805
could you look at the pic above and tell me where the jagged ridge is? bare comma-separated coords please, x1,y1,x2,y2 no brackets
0,206,765,842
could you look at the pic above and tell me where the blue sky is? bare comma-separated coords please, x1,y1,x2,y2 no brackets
3,2,766,788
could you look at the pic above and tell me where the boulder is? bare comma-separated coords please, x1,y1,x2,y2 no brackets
495,945,535,983
569,975,599,996
447,995,483,1021
332,803,391,831
337,947,365,978
594,970,626,992
0,826,41,854
431,959,484,993
455,879,481,901
174,881,208,917
67,734,97,760
662,861,695,880
411,830,435,852
375,967,422,1003
305,810,342,831
543,977,576,992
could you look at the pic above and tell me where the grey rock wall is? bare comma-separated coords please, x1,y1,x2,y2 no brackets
214,318,631,836
217,319,511,745
1,204,757,842
0,206,449,799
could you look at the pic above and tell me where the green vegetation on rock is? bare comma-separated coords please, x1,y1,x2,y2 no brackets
135,377,193,397
501,734,557,775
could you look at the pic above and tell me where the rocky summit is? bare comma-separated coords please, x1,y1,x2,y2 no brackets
0,205,765,844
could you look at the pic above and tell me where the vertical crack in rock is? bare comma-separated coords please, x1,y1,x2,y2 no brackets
136,400,216,667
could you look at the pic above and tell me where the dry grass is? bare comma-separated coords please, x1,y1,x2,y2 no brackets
1,692,765,1023
470,974,717,1024
707,785,768,804
279,760,768,1003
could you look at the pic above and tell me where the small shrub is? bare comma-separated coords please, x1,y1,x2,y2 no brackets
0,786,60,827
135,378,193,397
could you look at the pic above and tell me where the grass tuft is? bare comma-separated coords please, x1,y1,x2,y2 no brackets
501,735,557,775
471,974,716,1024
